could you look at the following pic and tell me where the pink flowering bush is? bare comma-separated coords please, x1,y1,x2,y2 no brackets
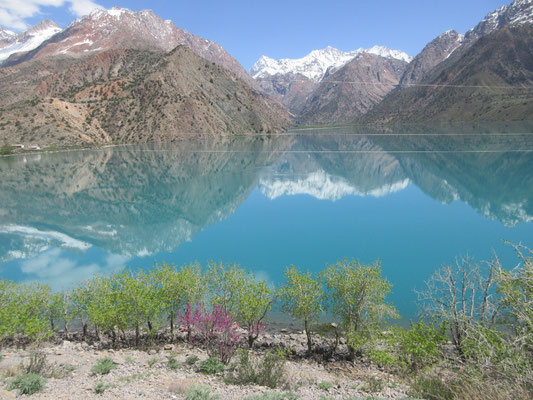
179,303,241,364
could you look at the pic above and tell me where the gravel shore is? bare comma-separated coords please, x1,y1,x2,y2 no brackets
0,330,415,399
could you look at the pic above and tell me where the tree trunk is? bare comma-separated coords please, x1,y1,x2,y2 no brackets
304,319,312,353
135,325,140,347
82,322,88,339
65,320,70,339
170,313,174,339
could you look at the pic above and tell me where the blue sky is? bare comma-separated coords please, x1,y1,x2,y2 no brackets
3,0,512,69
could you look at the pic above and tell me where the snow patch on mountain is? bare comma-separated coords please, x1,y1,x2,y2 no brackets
251,45,412,82
466,0,533,41
259,170,410,201
0,21,61,63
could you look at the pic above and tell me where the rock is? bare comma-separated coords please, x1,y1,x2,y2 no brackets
164,344,173,351
0,389,16,399
148,349,157,355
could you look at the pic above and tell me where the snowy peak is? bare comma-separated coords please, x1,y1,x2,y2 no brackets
250,46,412,82
0,28,15,40
466,0,533,41
259,170,410,201
0,20,62,63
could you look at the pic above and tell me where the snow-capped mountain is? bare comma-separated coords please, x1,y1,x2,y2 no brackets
2,7,251,84
0,20,61,63
465,0,533,43
259,170,410,201
250,45,412,82
0,28,15,41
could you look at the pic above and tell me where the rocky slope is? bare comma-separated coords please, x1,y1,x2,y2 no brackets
399,30,464,86
1,7,253,86
0,46,288,146
298,53,408,125
0,20,61,63
361,25,533,123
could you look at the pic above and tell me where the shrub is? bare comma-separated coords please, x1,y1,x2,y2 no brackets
225,348,287,389
8,373,46,395
186,355,199,365
147,356,161,367
409,374,454,400
21,350,48,375
397,320,447,371
318,381,332,390
64,363,76,372
198,358,225,375
94,381,112,395
91,358,117,375
168,357,181,370
187,304,241,364
184,385,219,400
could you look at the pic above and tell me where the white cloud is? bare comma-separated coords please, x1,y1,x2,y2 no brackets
20,248,130,290
0,0,103,30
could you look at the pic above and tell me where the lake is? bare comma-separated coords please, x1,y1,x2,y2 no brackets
1,122,533,321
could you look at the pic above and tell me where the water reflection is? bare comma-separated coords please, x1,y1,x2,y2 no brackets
0,125,532,287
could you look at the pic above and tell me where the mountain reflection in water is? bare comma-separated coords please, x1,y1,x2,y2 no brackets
1,123,532,318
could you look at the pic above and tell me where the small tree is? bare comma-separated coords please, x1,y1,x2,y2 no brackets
322,259,398,359
237,280,273,348
278,266,323,353
205,262,247,315
155,263,204,338
417,254,499,355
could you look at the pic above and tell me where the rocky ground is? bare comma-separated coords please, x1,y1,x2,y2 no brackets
0,329,417,400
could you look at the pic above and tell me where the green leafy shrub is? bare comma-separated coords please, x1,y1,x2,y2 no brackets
318,381,332,390
91,358,117,375
168,357,181,370
64,363,76,372
147,356,161,367
225,348,287,389
8,373,46,395
198,358,225,375
186,355,199,365
94,381,112,394
397,320,447,371
184,385,219,400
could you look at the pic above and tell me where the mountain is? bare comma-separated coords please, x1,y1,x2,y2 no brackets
1,7,253,85
362,0,533,124
362,25,533,123
298,52,409,125
250,46,411,114
0,46,288,146
0,20,61,63
399,30,464,85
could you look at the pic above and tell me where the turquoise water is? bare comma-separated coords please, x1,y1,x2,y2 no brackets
1,124,533,320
